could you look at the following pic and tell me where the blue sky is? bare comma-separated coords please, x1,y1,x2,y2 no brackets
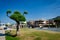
0,0,60,23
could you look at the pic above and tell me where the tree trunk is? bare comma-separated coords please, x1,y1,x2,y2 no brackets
56,22,58,28
56,25,57,28
16,22,20,36
48,21,50,28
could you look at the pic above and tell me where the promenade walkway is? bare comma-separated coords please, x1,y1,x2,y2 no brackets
0,30,5,40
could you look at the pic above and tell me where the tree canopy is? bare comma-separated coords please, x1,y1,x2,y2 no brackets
52,16,60,27
52,16,60,20
6,10,28,36
10,11,26,22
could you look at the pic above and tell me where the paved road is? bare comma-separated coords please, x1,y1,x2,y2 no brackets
35,27,60,32
0,30,5,40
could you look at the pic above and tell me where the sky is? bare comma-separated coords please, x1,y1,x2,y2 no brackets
0,0,60,23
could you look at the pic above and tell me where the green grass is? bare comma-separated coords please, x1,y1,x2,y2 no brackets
6,35,20,40
5,28,60,40
5,30,20,40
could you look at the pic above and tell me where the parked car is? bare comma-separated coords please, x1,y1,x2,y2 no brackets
0,23,6,30
4,27,7,30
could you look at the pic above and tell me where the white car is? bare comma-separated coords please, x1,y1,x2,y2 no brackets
0,23,6,30
0,26,6,30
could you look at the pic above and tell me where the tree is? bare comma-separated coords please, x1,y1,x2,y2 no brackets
23,11,28,16
52,16,60,28
6,10,11,17
6,10,28,36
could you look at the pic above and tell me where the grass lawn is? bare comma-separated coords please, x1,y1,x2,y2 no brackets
6,28,60,40
6,35,20,40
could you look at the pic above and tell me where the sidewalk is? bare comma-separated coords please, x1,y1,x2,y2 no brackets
0,30,5,40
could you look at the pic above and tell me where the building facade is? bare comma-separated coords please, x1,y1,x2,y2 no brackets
27,19,56,28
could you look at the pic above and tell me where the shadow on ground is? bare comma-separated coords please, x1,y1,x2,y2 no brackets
5,32,17,37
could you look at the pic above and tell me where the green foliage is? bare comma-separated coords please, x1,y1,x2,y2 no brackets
5,24,8,27
53,16,60,20
6,10,27,32
6,10,11,16
6,35,20,40
34,37,41,40
10,11,26,22
24,11,28,14
52,16,60,27
6,10,11,14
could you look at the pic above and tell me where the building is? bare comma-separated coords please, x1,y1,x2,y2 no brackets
27,19,56,28
20,21,27,28
12,21,27,28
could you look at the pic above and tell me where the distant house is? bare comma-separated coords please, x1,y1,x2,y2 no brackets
20,21,27,28
27,20,35,28
27,19,56,28
12,21,27,28
35,20,46,27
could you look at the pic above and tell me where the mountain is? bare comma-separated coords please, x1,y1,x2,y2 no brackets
52,16,60,20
